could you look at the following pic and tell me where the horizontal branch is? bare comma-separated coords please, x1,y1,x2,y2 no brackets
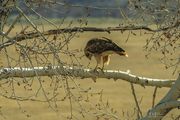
0,20,179,50
0,66,175,87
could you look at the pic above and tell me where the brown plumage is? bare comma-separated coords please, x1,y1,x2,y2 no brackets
84,37,128,70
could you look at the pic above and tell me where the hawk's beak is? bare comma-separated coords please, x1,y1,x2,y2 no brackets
117,51,128,57
124,53,128,57
121,52,128,57
119,52,128,57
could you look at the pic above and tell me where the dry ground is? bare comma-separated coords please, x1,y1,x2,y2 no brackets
0,22,179,120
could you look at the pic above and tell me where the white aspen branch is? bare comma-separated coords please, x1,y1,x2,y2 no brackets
0,66,175,88
141,74,180,120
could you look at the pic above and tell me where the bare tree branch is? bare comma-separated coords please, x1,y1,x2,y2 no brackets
152,87,158,108
141,74,180,120
130,83,143,119
1,19,179,50
0,66,175,88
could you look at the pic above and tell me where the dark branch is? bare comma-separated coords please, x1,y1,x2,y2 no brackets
1,20,179,50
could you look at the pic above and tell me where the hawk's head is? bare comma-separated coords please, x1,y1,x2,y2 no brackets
85,52,93,60
117,51,128,57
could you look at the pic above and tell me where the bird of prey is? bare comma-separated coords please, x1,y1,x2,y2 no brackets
84,37,128,70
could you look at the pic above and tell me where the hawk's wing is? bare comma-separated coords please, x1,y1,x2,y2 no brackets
85,38,125,55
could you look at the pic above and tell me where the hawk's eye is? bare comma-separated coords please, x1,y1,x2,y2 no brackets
86,53,89,57
85,52,92,60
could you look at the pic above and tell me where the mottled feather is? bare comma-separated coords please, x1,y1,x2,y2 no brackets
84,37,128,70
85,37,125,55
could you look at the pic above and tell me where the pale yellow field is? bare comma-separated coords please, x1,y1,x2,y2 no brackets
0,22,179,120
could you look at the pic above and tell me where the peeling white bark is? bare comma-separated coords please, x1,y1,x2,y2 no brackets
0,66,175,87
141,75,180,120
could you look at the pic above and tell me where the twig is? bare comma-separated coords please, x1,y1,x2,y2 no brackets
5,13,23,36
0,93,58,102
152,86,158,108
130,83,143,118
25,3,58,29
65,78,73,119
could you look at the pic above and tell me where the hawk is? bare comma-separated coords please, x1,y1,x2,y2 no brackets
84,37,128,70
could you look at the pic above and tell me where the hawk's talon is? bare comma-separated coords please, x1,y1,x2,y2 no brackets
99,67,104,73
95,67,104,73
93,68,99,73
97,67,101,69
